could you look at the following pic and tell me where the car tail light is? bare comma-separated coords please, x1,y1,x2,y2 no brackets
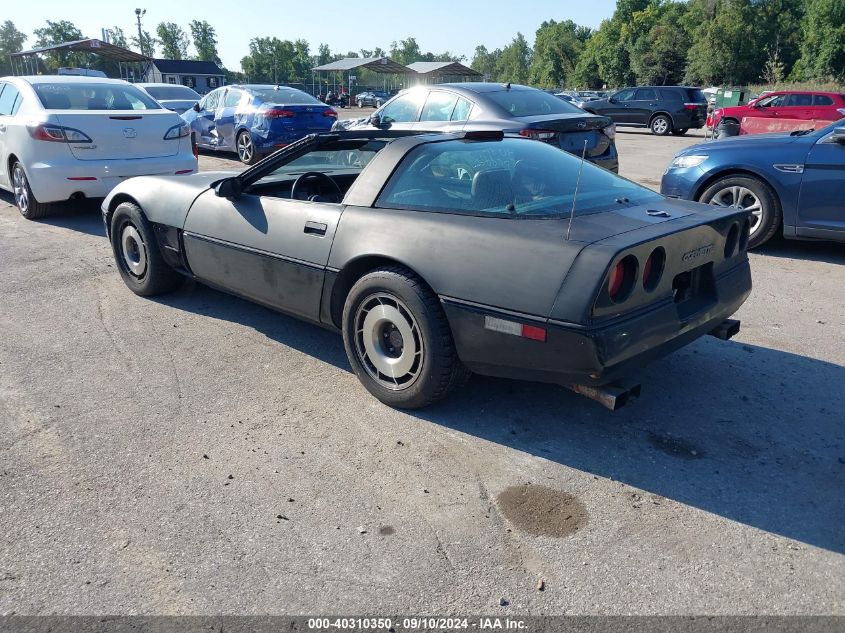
29,123,92,143
642,247,665,291
724,223,740,258
264,108,296,118
519,129,556,141
163,122,190,140
608,255,637,303
484,316,547,342
175,169,193,175
323,109,338,118
683,103,702,110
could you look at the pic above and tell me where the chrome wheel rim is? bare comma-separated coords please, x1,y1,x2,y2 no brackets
353,293,423,391
237,133,253,162
652,118,668,134
709,186,763,236
121,224,147,277
12,165,28,213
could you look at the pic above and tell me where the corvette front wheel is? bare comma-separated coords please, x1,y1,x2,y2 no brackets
110,202,184,296
342,266,470,409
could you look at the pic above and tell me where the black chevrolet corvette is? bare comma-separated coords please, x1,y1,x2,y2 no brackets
102,130,752,409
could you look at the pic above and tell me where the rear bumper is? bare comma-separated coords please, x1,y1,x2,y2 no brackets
26,153,197,203
443,259,751,387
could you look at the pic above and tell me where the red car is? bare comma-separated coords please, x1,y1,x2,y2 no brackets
709,91,845,128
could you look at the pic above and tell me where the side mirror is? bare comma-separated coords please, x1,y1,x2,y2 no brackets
369,113,389,129
192,102,201,112
214,177,242,199
831,127,845,144
608,97,616,103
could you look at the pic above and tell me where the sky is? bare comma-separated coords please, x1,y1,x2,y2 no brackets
7,0,618,70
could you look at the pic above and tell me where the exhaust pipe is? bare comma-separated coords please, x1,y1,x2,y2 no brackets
708,318,740,341
568,381,642,411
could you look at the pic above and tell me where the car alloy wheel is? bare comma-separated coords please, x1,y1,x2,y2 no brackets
353,292,424,391
120,223,148,277
708,185,763,237
12,164,28,213
651,116,670,135
237,132,254,163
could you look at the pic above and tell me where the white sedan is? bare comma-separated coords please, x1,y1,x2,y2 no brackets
0,75,197,219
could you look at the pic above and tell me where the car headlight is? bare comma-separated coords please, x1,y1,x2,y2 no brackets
164,123,190,140
670,155,708,169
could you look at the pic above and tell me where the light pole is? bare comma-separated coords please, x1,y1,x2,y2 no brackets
134,8,146,54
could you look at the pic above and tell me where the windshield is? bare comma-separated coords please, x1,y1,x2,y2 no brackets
249,87,322,104
254,140,389,184
378,137,660,218
144,85,200,100
33,82,162,110
486,89,584,117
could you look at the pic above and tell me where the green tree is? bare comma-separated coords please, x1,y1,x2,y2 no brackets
629,2,689,85
0,21,27,75
529,19,585,89
496,33,531,84
792,0,845,82
316,43,332,65
389,37,422,65
33,20,85,69
240,37,296,83
156,22,189,60
130,30,158,57
189,20,220,64
107,26,128,49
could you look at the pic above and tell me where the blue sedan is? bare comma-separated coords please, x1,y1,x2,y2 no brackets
661,121,845,248
182,84,338,164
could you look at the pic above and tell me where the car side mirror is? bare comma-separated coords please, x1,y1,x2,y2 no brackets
832,127,845,144
370,113,389,129
192,102,201,112
608,97,616,103
214,177,242,199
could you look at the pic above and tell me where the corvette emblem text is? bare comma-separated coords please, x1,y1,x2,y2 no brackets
682,244,714,262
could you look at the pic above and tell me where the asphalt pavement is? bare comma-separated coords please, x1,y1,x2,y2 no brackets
0,124,843,615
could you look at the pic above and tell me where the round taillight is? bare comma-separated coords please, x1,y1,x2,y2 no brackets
724,222,739,258
738,218,751,252
608,255,638,303
642,247,665,291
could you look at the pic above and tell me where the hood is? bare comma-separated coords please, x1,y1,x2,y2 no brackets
677,133,800,155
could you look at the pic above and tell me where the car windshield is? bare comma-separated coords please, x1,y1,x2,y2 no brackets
144,85,200,100
486,89,584,117
254,140,389,183
249,87,322,104
378,137,660,218
33,82,161,110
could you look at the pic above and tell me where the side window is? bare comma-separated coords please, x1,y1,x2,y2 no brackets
380,93,424,124
635,88,657,101
766,94,787,107
201,89,221,111
784,94,813,107
420,91,458,122
614,89,636,102
659,88,682,101
813,94,833,106
223,89,242,108
451,97,473,121
0,83,20,116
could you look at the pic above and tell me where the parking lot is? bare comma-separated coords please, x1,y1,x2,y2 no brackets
1,124,843,615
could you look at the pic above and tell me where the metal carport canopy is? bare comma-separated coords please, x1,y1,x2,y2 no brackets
406,61,481,77
11,38,149,63
311,57,413,74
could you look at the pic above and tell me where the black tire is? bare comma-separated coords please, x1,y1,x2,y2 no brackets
236,130,259,165
342,266,470,409
110,202,184,296
671,128,689,136
11,161,51,220
650,114,672,136
699,175,781,249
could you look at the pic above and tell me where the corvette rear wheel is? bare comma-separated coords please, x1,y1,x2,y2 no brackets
342,266,470,409
236,131,258,165
12,162,50,220
699,175,781,249
110,202,184,296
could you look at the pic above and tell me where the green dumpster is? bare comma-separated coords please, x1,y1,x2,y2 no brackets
714,87,750,109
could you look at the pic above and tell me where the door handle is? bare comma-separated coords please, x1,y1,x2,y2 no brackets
304,221,327,236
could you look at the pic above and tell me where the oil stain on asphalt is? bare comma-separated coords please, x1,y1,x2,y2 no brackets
496,484,588,537
647,432,704,459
